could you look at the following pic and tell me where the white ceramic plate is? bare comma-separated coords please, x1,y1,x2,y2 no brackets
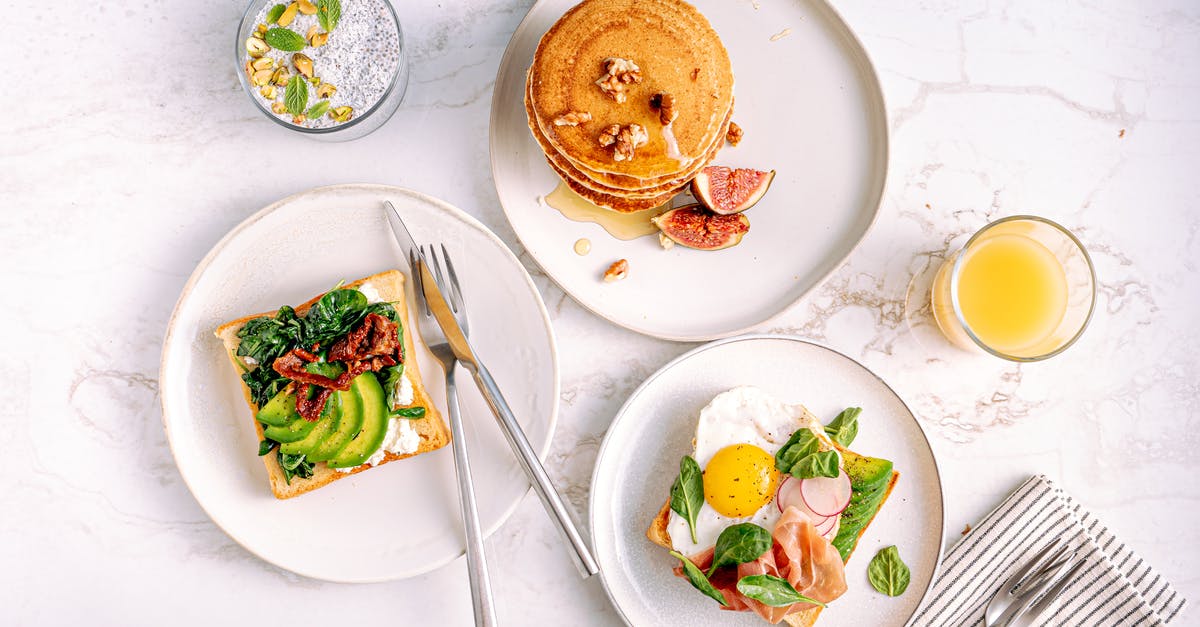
160,184,558,582
590,335,943,626
490,0,888,341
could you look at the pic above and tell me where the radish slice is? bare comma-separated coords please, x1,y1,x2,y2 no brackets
799,468,853,517
776,476,833,524
815,515,838,538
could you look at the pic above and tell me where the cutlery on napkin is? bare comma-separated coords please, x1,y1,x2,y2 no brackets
912,475,1187,627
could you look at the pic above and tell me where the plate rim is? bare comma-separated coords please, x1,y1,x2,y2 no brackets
587,333,945,626
158,183,561,582
488,0,892,342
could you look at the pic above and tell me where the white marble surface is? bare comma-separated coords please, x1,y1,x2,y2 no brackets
3,0,1198,624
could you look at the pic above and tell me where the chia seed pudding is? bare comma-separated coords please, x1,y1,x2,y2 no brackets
242,0,402,130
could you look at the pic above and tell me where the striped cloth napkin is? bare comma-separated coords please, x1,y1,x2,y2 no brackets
912,475,1187,626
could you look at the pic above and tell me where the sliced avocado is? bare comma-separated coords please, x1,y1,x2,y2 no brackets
327,373,389,469
307,388,362,463
280,391,342,456
842,449,894,491
263,411,320,443
256,388,298,427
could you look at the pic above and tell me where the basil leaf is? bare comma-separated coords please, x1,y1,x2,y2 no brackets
265,3,286,23
264,27,306,52
707,523,773,578
669,551,727,607
824,407,861,447
775,427,819,474
669,455,704,544
285,75,309,116
306,100,331,119
301,288,368,346
736,574,827,608
317,0,342,32
393,407,426,419
258,439,278,456
792,450,840,479
867,546,911,597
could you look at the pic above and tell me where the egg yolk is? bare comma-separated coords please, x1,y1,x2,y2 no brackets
702,444,779,518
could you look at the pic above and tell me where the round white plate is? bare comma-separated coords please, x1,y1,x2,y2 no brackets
160,184,558,582
490,0,888,341
590,335,943,626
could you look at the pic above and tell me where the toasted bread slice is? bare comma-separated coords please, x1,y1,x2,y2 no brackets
647,439,900,627
214,270,449,499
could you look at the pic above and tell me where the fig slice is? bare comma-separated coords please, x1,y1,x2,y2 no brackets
691,166,776,215
651,204,749,251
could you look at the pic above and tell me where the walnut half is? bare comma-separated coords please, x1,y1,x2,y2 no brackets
598,123,648,162
650,92,677,125
726,121,744,146
553,111,592,126
595,57,642,103
603,259,629,282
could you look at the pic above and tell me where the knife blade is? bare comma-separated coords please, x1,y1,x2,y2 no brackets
383,201,478,365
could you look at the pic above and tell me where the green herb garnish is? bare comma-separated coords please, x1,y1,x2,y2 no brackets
278,450,314,484
867,546,911,596
258,439,279,456
393,407,427,419
824,407,861,447
791,450,840,479
670,551,727,606
669,455,704,544
706,523,773,578
306,100,331,119
265,27,306,52
317,0,342,32
265,3,286,24
736,574,827,608
285,75,309,115
775,427,820,474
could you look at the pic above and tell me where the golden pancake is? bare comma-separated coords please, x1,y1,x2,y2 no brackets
528,0,734,179
545,156,684,212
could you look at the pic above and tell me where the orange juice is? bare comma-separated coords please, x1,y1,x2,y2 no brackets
953,233,1068,353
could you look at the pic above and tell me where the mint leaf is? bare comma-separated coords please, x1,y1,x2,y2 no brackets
792,450,840,479
317,0,342,32
265,27,306,52
868,546,911,596
737,574,827,607
266,4,286,24
285,75,309,115
306,99,331,119
670,551,727,607
824,407,861,447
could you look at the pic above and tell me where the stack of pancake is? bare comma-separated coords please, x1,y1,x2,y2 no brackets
525,0,734,213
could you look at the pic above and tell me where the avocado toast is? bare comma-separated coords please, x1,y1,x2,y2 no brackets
215,270,449,499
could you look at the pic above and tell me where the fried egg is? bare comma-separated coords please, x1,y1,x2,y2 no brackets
667,386,826,555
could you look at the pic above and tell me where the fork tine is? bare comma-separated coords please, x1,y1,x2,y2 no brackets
997,554,1081,626
425,245,449,308
1012,559,1089,627
440,243,466,313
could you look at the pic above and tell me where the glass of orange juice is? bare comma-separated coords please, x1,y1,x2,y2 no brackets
930,216,1096,361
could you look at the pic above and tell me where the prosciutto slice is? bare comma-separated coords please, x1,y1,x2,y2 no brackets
674,506,848,624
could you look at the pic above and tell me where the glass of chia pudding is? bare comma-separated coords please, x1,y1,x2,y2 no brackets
236,0,408,141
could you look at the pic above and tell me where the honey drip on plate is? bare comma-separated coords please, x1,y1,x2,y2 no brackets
543,182,666,241
573,238,592,255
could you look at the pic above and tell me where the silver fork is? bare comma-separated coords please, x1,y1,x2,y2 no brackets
984,536,1088,627
410,248,496,627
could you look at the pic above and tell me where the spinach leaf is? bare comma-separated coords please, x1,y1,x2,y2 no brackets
706,523,773,578
365,301,398,322
237,305,302,365
669,551,727,607
867,546,911,596
277,450,314,485
302,288,369,347
258,439,278,456
736,574,827,608
381,364,406,412
241,362,290,408
669,455,704,544
393,407,426,419
791,450,841,479
824,407,861,447
775,428,820,474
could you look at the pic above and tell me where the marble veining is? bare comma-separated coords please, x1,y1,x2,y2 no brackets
3,0,1198,625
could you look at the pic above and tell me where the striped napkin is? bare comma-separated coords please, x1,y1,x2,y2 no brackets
912,475,1187,626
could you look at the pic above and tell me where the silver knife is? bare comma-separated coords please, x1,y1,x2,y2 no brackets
384,202,600,578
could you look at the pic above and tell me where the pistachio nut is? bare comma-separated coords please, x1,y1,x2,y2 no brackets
306,25,319,40
246,37,270,58
309,76,321,87
292,53,314,79
251,57,274,71
278,2,299,27
272,101,288,114
271,66,290,86
316,82,336,99
244,60,254,79
251,68,274,86
292,114,307,124
251,30,265,40
256,23,268,35
309,32,329,48
330,106,354,122
297,0,318,15
260,85,278,99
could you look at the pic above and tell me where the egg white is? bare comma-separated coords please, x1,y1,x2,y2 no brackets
667,386,827,555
